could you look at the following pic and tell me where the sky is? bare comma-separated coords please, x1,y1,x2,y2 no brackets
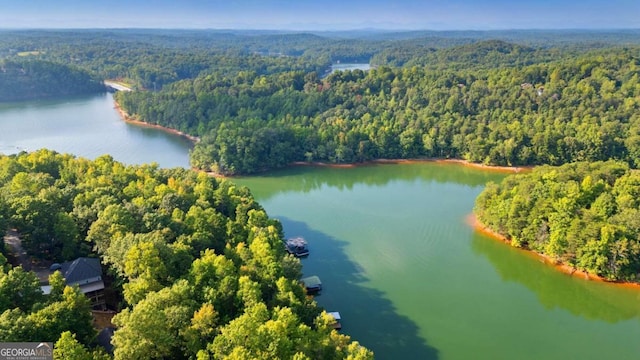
0,0,638,30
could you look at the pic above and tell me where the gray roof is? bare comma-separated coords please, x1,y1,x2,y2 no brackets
60,257,103,285
301,275,322,288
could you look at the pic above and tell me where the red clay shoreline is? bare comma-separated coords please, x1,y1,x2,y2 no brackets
467,213,640,290
113,99,533,175
203,159,528,179
113,101,201,143
111,102,640,289
290,158,531,173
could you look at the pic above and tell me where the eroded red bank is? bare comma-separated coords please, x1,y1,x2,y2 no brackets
467,214,640,290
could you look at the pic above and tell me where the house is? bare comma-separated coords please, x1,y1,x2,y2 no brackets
49,257,106,310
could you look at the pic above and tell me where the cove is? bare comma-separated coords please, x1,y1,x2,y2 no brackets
233,163,640,360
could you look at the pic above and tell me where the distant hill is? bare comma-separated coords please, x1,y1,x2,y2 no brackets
0,59,105,102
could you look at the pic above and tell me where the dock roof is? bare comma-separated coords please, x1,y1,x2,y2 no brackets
301,275,322,288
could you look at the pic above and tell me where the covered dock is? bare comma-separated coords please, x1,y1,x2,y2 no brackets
301,275,322,293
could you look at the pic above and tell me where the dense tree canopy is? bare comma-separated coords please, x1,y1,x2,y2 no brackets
0,59,104,102
0,150,372,359
0,268,96,346
114,47,640,174
3,31,639,164
3,29,638,93
475,161,640,282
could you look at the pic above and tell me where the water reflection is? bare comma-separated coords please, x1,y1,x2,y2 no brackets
471,232,640,322
237,162,502,201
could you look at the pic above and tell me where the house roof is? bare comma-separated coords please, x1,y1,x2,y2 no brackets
61,257,103,285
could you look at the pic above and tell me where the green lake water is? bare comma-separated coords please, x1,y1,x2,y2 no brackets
2,94,640,359
234,164,640,360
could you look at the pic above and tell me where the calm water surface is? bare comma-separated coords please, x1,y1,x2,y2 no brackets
234,164,640,360
331,63,371,73
0,93,192,168
2,94,640,359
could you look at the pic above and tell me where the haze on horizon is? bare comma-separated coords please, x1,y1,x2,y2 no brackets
0,0,638,30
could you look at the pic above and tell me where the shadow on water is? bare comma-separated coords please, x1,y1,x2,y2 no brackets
279,217,439,360
471,232,640,323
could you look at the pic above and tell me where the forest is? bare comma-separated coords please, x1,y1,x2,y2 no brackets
475,161,640,282
0,58,105,102
115,46,640,175
0,150,372,359
10,29,638,174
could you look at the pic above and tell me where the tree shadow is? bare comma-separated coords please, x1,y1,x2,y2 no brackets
235,161,502,201
280,217,439,360
471,231,640,323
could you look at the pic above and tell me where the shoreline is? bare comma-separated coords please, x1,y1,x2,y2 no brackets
208,159,529,179
109,100,638,289
206,158,530,179
113,101,201,143
290,158,531,173
467,214,640,289
112,97,530,175
113,99,529,176
434,159,531,173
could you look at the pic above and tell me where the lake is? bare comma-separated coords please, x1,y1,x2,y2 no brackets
330,63,371,73
2,94,640,359
0,93,193,168
233,165,640,360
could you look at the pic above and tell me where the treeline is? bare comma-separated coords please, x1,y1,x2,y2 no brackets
370,40,569,69
0,150,372,359
0,30,333,90
4,29,638,91
115,47,640,175
0,59,104,102
474,161,640,282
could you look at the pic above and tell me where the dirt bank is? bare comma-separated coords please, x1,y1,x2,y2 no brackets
290,158,531,173
467,214,640,289
113,101,200,143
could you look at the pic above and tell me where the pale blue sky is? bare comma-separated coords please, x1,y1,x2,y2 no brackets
0,0,638,30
